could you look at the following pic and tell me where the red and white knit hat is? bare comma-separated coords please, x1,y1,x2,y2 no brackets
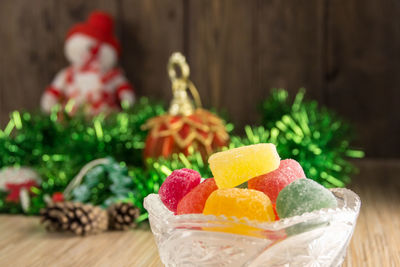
66,11,121,55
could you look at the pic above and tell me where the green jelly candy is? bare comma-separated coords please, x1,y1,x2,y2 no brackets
276,179,338,219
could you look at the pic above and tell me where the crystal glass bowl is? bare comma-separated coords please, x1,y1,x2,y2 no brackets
144,188,361,267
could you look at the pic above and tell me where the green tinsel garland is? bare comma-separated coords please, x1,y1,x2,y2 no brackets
0,89,364,217
0,97,165,214
230,89,364,188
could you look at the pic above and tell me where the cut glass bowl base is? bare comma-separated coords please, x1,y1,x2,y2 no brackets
144,188,361,267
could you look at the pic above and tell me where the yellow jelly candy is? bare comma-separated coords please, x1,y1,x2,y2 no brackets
203,188,275,222
208,143,280,188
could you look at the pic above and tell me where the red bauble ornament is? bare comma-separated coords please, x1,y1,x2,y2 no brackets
143,52,229,159
144,109,229,159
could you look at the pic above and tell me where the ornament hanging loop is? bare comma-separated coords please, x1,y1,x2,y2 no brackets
167,52,202,115
168,52,190,82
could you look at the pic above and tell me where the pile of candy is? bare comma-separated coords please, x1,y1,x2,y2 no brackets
158,143,338,223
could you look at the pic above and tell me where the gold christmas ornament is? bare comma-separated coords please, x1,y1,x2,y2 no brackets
143,52,229,159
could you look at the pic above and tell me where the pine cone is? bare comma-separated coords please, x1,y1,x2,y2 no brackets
107,202,139,230
40,202,108,236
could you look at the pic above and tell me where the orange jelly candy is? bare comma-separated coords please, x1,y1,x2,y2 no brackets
203,188,275,222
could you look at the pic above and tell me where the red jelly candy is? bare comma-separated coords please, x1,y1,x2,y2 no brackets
159,168,201,212
248,159,306,203
177,178,218,215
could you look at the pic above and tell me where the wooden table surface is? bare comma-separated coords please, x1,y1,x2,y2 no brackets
0,159,399,267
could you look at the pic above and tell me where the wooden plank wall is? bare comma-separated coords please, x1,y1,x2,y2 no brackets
0,0,398,158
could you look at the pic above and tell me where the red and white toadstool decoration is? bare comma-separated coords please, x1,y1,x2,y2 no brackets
41,11,135,115
0,167,41,212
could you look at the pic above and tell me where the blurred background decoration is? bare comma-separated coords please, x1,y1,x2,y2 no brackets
0,0,398,217
0,0,398,158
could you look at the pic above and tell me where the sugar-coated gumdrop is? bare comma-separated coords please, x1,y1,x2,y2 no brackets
276,179,338,219
159,168,201,212
248,159,306,203
208,143,280,189
203,188,275,222
177,178,218,215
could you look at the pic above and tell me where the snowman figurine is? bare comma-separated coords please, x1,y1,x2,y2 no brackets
41,11,135,115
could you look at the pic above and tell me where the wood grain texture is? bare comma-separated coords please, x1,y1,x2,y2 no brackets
0,218,161,267
0,0,58,126
119,0,184,102
326,0,400,157
0,160,398,267
0,0,119,126
187,0,255,127
343,159,400,267
256,0,325,105
186,0,325,129
0,0,399,157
